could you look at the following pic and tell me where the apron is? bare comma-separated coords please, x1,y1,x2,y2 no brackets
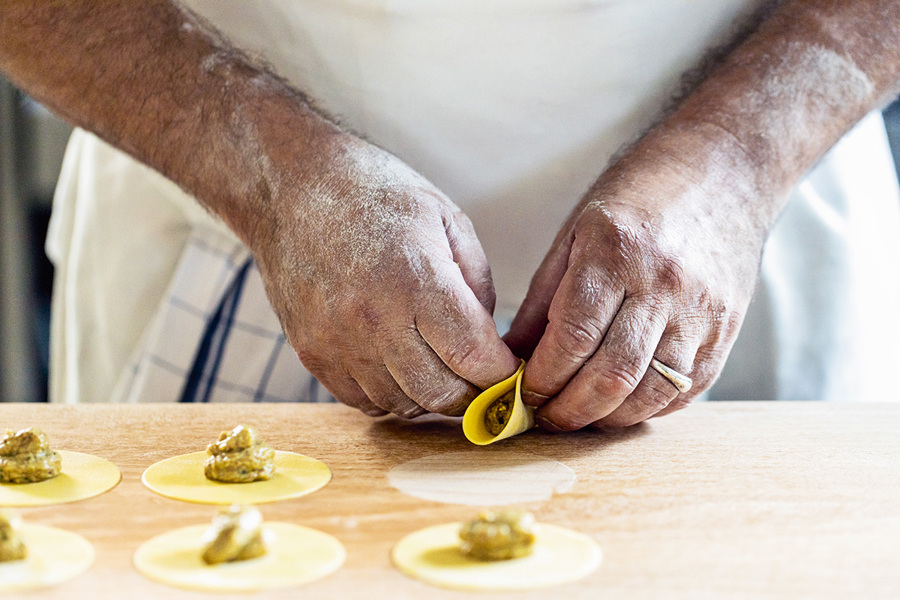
47,0,900,403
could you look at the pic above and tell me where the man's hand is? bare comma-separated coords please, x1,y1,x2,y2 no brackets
506,0,900,430
252,136,519,417
0,1,519,416
505,125,763,429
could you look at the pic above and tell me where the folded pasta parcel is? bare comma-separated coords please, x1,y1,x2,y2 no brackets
0,428,62,484
204,425,275,483
463,363,534,445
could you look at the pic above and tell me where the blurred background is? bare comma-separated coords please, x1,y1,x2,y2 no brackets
3,74,900,403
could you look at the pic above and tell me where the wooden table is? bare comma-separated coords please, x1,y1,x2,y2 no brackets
1,402,898,599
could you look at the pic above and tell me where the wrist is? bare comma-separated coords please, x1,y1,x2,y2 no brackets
181,64,351,250
592,113,778,243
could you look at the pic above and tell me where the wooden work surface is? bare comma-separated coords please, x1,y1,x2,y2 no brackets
1,402,898,599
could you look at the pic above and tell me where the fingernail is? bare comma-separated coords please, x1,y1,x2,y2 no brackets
522,389,550,408
535,415,564,433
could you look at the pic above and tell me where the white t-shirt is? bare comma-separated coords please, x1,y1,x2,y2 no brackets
47,0,900,403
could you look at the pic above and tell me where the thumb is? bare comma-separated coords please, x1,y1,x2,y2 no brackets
444,209,496,314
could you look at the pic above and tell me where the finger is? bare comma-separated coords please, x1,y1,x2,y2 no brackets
650,341,727,418
383,331,481,417
416,266,520,390
535,295,667,431
520,263,624,409
503,225,576,359
650,394,692,418
351,363,427,419
444,209,496,315
312,369,388,417
592,332,698,428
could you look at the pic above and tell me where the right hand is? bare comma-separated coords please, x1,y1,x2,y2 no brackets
250,134,520,418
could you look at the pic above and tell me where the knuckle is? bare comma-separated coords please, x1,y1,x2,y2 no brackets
476,283,497,313
568,266,610,311
666,396,693,413
439,337,485,374
550,310,603,363
397,405,427,419
451,209,476,232
651,253,688,293
591,356,643,399
630,387,673,416
576,205,641,259
544,407,590,432
693,347,728,385
415,383,472,416
293,349,335,383
332,387,371,411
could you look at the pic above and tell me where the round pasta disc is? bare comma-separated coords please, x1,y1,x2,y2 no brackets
392,522,602,592
142,451,331,505
0,451,121,507
0,523,95,592
133,522,345,592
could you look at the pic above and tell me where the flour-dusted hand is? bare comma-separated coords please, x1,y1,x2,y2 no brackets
505,125,763,429
250,135,519,417
0,3,521,418
504,0,900,430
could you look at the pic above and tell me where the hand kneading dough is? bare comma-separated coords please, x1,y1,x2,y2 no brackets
133,522,344,592
0,451,121,507
142,451,331,504
0,523,94,592
392,521,601,592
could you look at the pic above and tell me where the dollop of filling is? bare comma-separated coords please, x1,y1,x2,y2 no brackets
0,428,62,484
204,425,276,483
459,509,537,561
484,390,515,436
201,504,267,565
0,512,27,562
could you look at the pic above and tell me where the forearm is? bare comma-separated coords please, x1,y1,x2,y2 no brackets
690,1,896,207
597,0,900,234
0,0,340,246
513,1,900,429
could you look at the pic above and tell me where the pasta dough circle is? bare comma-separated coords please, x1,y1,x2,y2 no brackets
392,522,601,592
133,522,344,592
0,451,121,507
142,451,331,504
0,523,94,592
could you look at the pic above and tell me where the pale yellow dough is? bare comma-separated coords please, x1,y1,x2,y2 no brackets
0,523,94,592
133,522,344,592
0,451,121,507
392,522,601,592
142,451,331,504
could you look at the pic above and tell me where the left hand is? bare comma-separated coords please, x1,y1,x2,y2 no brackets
504,126,768,430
